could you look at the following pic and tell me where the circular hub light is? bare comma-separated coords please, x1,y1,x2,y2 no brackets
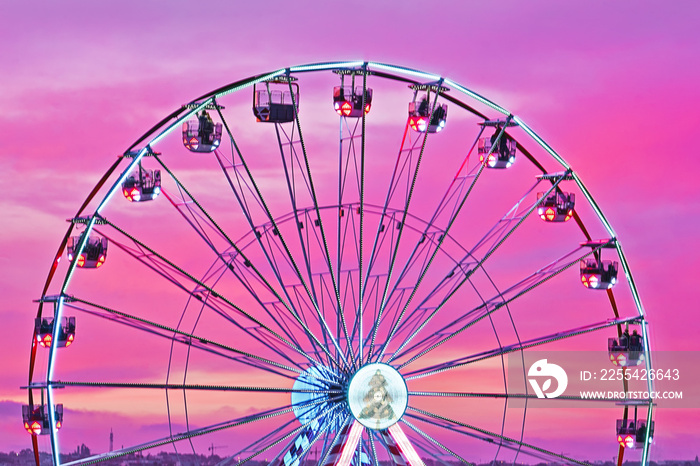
347,363,407,430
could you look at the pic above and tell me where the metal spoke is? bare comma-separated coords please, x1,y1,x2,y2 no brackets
407,390,637,404
232,401,343,466
60,399,316,466
38,380,341,395
393,244,602,369
385,170,570,362
403,316,642,380
61,297,308,379
286,77,353,369
372,122,496,362
364,84,447,358
400,419,472,465
210,105,347,371
406,407,590,466
154,152,341,369
93,220,325,370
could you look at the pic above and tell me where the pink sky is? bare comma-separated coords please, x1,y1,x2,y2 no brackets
2,0,700,462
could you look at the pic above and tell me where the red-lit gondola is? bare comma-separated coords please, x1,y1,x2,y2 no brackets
66,233,108,268
35,316,76,348
580,258,618,289
22,404,63,436
333,86,372,117
537,191,575,222
617,419,653,449
408,83,447,133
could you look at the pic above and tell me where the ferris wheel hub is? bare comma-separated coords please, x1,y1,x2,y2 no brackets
347,363,408,430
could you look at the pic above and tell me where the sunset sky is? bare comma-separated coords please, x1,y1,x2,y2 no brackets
2,1,700,462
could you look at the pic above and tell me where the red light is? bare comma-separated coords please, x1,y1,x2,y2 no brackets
30,421,42,435
545,207,555,221
55,420,62,429
617,434,635,448
335,102,342,115
341,101,352,116
77,254,86,267
364,103,371,114
185,136,199,150
616,353,627,366
40,334,52,347
123,187,140,202
581,274,599,288
409,116,427,132
479,153,497,167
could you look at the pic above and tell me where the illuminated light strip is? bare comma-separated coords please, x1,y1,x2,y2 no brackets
44,59,652,464
217,70,286,98
320,423,352,466
50,97,215,465
514,109,652,463
386,423,425,466
378,429,407,466
368,62,441,83
443,78,510,115
641,401,653,465
276,418,320,466
290,61,365,73
336,421,363,466
46,385,60,465
513,114,649,323
321,421,364,466
46,294,64,465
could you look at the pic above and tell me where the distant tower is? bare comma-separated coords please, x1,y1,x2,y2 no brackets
109,428,113,452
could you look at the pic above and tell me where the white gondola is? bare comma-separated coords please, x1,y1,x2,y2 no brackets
254,79,299,123
182,111,223,152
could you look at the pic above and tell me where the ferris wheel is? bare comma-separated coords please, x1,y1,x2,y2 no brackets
25,61,654,466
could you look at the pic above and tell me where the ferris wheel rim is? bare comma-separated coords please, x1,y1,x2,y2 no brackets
29,60,653,466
